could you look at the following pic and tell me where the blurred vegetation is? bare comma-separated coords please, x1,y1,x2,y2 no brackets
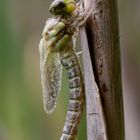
0,0,86,140
119,1,140,140
0,0,140,140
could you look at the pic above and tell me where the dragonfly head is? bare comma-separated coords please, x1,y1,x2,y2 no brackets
49,0,76,16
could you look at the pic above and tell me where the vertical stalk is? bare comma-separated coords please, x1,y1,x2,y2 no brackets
80,27,108,140
81,0,125,139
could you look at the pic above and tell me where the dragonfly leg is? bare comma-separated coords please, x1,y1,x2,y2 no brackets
55,34,71,51
76,51,82,59
48,22,65,38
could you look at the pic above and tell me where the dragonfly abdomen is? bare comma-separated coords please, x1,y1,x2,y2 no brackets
60,48,85,140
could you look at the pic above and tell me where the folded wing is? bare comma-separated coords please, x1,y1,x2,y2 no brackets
39,37,62,114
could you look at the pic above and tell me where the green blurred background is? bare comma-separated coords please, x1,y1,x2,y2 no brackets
0,0,140,140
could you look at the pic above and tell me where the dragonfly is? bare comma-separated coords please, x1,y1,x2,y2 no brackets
39,0,93,139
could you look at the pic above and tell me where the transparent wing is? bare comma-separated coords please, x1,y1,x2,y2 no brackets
39,38,62,114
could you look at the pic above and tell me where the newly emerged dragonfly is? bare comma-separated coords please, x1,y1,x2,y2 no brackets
39,0,92,139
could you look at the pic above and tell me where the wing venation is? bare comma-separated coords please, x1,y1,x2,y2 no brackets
39,37,62,114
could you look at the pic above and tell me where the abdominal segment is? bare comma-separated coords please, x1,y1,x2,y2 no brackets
60,47,85,140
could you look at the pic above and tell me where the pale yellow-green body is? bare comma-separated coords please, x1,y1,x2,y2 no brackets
39,0,93,139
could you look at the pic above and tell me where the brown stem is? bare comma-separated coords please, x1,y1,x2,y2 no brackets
80,0,125,140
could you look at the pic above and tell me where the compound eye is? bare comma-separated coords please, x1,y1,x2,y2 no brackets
58,1,66,8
